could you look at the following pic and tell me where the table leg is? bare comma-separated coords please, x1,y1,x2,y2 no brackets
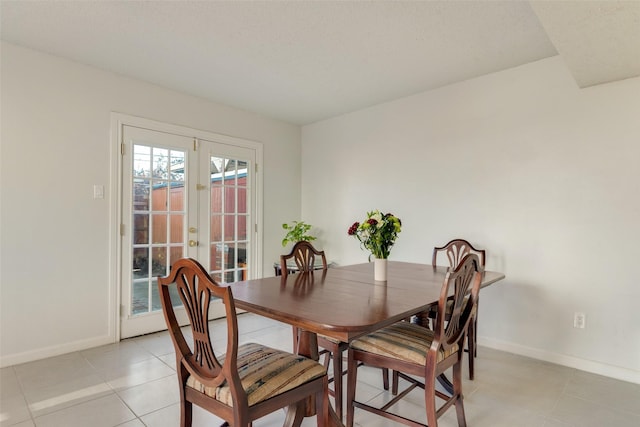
282,329,345,427
297,330,319,360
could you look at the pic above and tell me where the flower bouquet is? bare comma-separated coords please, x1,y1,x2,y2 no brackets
348,210,402,260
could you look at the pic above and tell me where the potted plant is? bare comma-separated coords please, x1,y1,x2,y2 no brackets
281,220,316,247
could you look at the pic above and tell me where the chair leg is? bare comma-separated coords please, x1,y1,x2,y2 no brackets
292,326,299,353
424,364,438,427
473,315,479,358
467,323,475,380
453,356,468,427
180,399,192,427
382,368,389,390
392,369,400,395
178,372,192,427
283,401,305,427
332,349,343,420
467,315,478,380
346,350,358,427
315,376,329,427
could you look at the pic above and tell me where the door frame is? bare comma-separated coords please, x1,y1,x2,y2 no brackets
109,113,264,341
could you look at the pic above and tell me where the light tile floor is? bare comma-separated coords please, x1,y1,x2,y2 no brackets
2,313,639,427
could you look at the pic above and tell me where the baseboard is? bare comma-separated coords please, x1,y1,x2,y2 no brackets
3,331,638,386
479,335,640,385
0,334,116,368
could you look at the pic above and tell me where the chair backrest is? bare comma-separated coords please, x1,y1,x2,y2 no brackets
432,238,486,269
280,241,327,276
432,253,482,350
158,258,244,402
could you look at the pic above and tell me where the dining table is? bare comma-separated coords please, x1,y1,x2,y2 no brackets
228,260,505,427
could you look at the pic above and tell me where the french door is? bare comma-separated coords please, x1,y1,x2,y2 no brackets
119,123,258,338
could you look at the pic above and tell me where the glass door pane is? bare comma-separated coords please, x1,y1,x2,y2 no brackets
121,125,197,338
209,156,250,283
131,145,186,315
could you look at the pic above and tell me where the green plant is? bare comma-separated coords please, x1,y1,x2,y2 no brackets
281,221,316,247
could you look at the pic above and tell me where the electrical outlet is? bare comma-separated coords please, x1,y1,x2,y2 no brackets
573,312,586,329
93,185,104,199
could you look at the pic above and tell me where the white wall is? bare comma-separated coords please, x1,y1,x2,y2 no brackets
0,42,302,366
301,56,640,383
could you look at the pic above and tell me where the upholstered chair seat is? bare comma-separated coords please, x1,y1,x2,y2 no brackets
350,322,459,365
186,342,327,407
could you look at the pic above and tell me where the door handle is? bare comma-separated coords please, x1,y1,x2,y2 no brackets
188,240,198,247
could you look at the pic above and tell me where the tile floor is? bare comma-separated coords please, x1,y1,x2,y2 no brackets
2,313,640,427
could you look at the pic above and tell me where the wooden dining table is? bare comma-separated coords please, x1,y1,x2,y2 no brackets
228,261,505,427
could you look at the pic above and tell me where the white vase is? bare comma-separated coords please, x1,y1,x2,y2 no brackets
374,258,387,282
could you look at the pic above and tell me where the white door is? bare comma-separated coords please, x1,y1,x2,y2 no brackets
119,124,257,338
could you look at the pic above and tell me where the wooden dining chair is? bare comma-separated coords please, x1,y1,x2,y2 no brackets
158,258,329,427
280,241,349,420
429,238,486,380
280,241,329,354
280,240,328,274
432,238,486,270
346,254,482,427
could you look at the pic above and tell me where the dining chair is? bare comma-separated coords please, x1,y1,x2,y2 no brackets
279,241,349,419
432,238,486,269
158,258,329,427
280,240,328,274
280,241,329,353
346,253,482,427
429,238,486,380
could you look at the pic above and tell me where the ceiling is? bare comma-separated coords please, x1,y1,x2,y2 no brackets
1,1,639,125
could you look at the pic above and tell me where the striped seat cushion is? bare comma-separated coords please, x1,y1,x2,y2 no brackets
351,322,458,364
186,342,326,407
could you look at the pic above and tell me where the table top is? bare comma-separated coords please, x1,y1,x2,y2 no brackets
229,261,505,343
